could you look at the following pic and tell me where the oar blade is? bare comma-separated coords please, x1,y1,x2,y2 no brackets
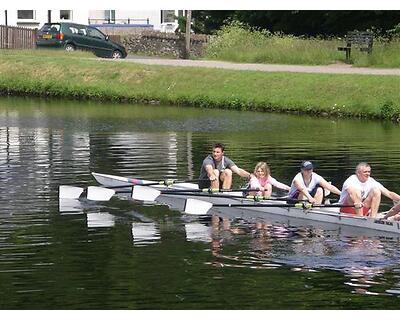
184,198,213,215
131,186,161,201
87,186,115,201
59,185,84,199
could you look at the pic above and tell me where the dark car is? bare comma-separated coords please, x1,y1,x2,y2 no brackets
36,22,127,59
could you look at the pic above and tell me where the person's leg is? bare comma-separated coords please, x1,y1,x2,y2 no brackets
313,187,324,204
211,169,220,189
346,187,363,215
363,187,381,217
220,169,232,189
263,183,273,198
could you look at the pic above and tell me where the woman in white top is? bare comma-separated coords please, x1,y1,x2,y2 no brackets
288,160,341,204
249,162,290,198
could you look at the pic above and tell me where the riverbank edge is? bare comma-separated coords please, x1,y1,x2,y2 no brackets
2,85,397,122
1,52,400,123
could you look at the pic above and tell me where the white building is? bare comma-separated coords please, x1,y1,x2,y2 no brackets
0,9,184,32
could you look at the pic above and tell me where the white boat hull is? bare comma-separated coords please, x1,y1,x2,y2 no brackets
92,172,400,235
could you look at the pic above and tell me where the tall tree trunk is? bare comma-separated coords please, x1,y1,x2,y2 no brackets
185,10,192,59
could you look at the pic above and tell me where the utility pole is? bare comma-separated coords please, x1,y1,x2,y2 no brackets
185,10,191,59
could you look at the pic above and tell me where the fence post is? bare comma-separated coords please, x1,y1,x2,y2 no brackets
5,25,9,49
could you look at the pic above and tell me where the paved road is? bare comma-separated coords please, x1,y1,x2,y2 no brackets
126,55,400,76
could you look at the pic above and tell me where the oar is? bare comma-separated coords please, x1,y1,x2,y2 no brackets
59,185,116,201
99,178,212,189
59,186,85,199
183,198,355,215
130,185,289,202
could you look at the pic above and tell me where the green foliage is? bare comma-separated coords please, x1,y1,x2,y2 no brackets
205,22,340,65
386,23,400,39
380,101,400,121
192,10,400,37
176,15,186,33
203,23,400,67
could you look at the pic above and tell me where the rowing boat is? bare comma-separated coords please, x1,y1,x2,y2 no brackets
91,172,400,235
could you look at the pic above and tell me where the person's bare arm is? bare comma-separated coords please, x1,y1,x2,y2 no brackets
230,165,251,178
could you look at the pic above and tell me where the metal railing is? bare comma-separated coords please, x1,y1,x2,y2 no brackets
0,25,37,49
88,18,150,25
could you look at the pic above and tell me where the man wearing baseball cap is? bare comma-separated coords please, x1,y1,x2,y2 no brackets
288,160,341,204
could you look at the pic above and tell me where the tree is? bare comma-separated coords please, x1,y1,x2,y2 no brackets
192,10,400,36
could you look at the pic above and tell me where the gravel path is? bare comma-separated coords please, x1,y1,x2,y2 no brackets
126,55,400,76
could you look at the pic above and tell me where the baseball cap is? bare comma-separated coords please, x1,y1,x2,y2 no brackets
301,160,314,170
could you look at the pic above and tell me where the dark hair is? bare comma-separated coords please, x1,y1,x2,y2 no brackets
213,143,225,152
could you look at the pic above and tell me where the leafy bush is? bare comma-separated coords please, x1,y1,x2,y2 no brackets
204,21,341,65
380,101,400,121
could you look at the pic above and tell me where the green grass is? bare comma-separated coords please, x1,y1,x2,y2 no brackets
1,49,400,121
204,23,400,68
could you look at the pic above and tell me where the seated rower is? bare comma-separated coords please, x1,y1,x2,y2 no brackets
198,143,251,190
339,162,400,217
382,203,400,220
287,160,341,204
249,162,290,198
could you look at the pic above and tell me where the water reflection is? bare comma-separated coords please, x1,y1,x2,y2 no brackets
131,222,160,246
184,222,212,243
87,212,115,228
183,212,400,297
2,96,400,308
58,198,84,214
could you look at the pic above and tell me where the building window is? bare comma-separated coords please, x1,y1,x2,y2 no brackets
104,10,115,23
60,10,72,20
161,10,175,23
17,10,35,20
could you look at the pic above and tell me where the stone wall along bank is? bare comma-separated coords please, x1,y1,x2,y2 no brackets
101,28,209,58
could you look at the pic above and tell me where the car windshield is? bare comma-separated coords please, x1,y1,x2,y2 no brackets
41,24,61,32
87,28,105,40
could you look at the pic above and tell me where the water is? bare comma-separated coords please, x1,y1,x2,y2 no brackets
0,96,400,309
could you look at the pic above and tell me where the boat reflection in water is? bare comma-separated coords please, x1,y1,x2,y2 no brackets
87,212,115,228
184,222,212,243
131,222,160,246
58,198,84,214
184,212,400,296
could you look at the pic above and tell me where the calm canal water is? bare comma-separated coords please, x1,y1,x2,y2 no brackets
1,96,400,309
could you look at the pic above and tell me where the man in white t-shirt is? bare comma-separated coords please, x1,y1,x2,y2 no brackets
339,162,400,217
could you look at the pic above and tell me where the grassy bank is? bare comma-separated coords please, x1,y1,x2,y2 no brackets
204,23,400,68
1,49,400,121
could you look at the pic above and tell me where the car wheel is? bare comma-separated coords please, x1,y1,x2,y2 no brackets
65,44,75,52
112,50,123,59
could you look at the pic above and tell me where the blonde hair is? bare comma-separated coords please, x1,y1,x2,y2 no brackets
254,162,271,177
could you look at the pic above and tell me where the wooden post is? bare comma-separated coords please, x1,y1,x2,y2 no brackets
185,10,191,59
5,10,8,49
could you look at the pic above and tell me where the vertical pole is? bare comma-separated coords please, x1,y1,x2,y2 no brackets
48,10,51,23
5,10,8,49
185,10,191,59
